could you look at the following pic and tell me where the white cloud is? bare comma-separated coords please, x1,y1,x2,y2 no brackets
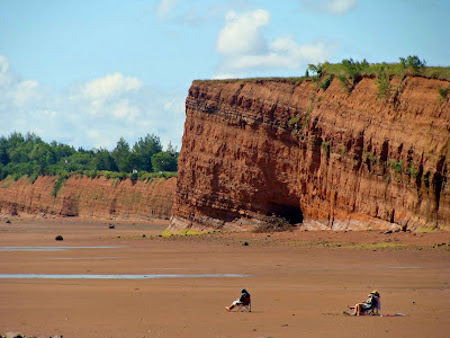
155,1,224,25
324,0,358,15
212,73,243,80
156,0,179,18
224,40,328,71
0,55,185,150
86,129,110,149
163,97,184,113
215,10,332,77
80,72,143,100
9,80,40,106
112,99,140,120
0,55,14,88
183,4,223,26
301,0,358,15
68,72,144,119
216,9,270,55
0,57,44,109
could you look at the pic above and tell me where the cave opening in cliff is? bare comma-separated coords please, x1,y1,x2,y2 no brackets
268,203,303,224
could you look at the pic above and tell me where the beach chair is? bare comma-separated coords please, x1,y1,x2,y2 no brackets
237,299,252,312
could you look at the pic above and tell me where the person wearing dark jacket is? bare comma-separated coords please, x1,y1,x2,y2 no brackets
226,288,251,312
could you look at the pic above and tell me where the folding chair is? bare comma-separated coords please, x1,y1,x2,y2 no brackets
238,300,251,312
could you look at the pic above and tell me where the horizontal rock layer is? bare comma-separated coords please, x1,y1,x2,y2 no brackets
172,76,449,231
0,176,176,220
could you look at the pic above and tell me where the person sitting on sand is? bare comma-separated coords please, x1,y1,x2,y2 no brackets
350,290,380,316
226,288,251,312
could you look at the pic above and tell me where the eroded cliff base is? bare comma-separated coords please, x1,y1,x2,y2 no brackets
168,215,403,233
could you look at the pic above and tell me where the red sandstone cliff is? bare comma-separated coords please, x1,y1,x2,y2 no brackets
171,76,449,231
0,176,176,220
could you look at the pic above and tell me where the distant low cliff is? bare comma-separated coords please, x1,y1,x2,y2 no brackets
0,176,176,220
171,75,449,231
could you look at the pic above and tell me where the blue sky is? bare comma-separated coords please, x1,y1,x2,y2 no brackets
1,0,448,150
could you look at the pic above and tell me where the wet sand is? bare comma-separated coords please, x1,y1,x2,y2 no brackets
0,218,449,337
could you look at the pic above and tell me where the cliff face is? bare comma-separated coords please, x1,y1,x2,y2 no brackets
171,76,450,231
0,176,176,220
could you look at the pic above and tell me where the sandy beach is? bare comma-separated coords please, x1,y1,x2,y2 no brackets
0,218,449,337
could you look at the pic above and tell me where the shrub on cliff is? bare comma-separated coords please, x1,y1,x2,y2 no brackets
337,74,352,93
376,64,392,99
399,55,426,73
289,114,301,126
51,174,68,197
437,85,450,103
320,75,333,91
307,63,323,77
340,58,369,91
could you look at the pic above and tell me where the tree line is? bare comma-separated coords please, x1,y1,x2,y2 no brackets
0,132,178,181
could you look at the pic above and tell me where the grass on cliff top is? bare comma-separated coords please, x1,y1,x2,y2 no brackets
194,76,308,85
3,169,177,185
322,61,450,81
195,59,450,83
